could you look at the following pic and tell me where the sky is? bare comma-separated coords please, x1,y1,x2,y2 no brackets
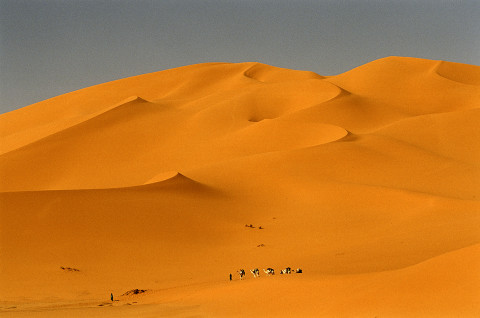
1,0,479,114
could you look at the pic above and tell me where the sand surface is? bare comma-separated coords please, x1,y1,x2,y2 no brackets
1,56,479,317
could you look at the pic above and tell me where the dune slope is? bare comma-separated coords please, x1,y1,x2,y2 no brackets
1,57,479,317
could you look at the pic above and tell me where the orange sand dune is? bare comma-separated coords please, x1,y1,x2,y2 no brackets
1,56,479,317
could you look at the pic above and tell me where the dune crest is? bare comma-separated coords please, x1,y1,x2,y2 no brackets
243,62,324,83
144,170,184,184
1,57,479,317
434,60,480,85
143,171,198,186
117,95,151,104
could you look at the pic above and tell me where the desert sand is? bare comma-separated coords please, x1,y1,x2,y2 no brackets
0,56,479,317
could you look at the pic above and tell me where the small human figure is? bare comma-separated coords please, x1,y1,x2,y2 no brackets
229,273,232,281
110,293,113,302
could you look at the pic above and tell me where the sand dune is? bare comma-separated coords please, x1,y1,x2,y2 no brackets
1,56,479,317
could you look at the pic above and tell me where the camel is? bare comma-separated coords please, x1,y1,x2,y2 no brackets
263,268,275,276
250,268,260,278
238,269,246,280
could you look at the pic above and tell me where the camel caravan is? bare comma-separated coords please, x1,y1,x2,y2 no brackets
235,267,302,280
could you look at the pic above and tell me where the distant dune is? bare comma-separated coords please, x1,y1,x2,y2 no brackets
1,57,479,317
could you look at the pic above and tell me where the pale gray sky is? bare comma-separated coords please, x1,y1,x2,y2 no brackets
1,0,479,114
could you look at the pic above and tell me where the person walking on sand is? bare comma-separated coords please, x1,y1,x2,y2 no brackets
229,273,232,281
111,293,113,302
